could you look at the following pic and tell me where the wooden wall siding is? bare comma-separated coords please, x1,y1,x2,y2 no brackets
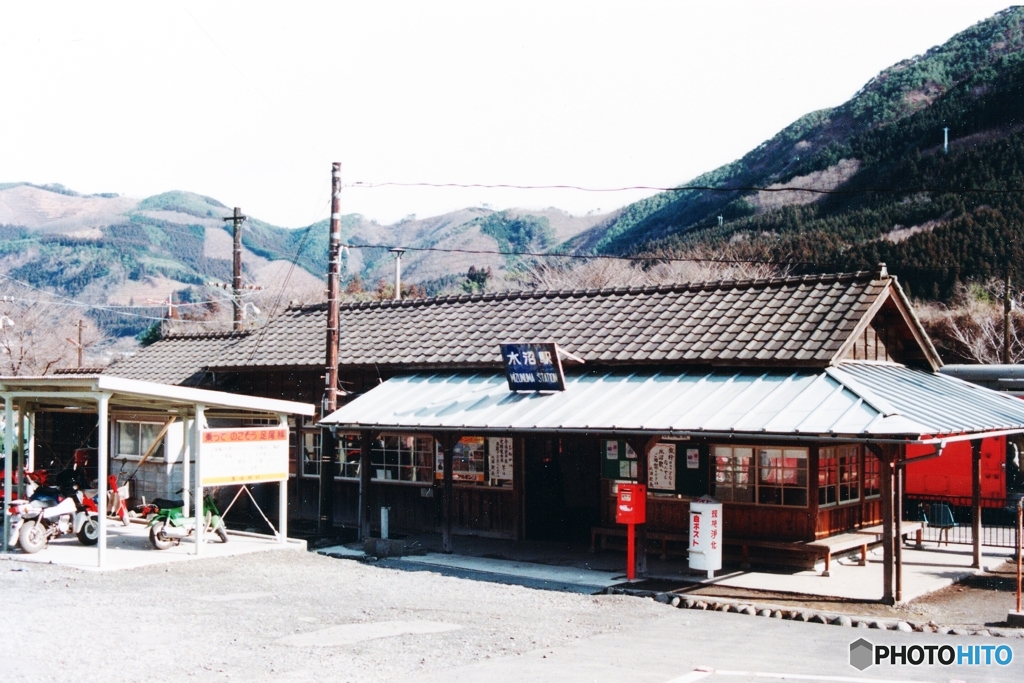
836,295,935,367
332,481,359,526
451,486,517,538
367,484,437,533
815,498,882,538
290,476,321,521
232,370,322,405
843,322,895,363
35,412,97,469
723,504,814,542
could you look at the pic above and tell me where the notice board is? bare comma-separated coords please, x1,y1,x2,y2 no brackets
200,427,289,486
601,440,709,496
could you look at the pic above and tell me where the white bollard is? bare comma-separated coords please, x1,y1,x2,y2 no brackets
381,507,390,540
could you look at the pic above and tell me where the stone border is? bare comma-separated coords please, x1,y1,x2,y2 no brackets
606,587,1024,638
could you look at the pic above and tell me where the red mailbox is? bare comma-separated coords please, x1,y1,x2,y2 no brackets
616,483,646,581
616,483,647,525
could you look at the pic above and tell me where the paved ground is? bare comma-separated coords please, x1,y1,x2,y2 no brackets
0,522,301,571
321,532,1015,607
3,549,1022,683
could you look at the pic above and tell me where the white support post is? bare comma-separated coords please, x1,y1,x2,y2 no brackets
182,411,191,517
97,392,110,569
193,403,205,555
26,413,34,472
3,395,13,553
16,409,26,499
278,413,288,544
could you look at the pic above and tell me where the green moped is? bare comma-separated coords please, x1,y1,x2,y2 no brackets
147,491,228,549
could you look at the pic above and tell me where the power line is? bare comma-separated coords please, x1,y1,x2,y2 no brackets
346,181,1024,196
342,243,806,267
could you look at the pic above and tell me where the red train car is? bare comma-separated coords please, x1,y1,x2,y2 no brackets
904,436,1008,506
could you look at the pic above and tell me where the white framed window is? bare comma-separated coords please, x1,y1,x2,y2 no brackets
371,434,433,482
116,421,165,460
712,444,809,507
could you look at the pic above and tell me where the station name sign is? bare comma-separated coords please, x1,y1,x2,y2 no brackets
499,342,566,392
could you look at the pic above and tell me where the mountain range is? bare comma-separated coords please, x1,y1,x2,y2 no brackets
3,7,1024,339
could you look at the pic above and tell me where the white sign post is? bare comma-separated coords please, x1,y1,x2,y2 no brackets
200,426,289,486
689,497,723,579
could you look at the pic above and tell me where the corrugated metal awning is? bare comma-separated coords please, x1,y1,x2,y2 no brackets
320,362,1024,443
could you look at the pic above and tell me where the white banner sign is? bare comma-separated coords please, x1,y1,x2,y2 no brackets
648,443,676,490
487,437,514,481
200,427,289,486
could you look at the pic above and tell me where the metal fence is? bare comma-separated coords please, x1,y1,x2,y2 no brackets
905,495,1023,548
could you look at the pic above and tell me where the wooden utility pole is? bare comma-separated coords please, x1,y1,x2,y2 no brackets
223,207,247,331
77,319,83,368
319,164,343,536
1005,269,1012,365
324,164,342,415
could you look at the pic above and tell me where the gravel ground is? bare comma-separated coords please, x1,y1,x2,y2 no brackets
2,548,667,683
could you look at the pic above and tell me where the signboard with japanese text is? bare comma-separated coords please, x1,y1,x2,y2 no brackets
648,443,676,490
200,427,289,486
487,437,514,481
688,497,723,577
499,342,566,392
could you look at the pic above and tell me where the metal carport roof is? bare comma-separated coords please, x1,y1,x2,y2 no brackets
320,361,1024,444
2,374,315,568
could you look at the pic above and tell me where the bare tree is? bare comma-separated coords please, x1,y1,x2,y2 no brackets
524,249,784,291
916,281,1024,364
0,285,106,375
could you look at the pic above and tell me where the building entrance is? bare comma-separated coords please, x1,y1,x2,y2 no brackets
525,437,600,542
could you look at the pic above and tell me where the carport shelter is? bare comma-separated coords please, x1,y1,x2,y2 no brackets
1,374,314,567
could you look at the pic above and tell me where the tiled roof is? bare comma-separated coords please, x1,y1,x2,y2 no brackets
105,332,247,385
108,271,906,381
205,270,890,370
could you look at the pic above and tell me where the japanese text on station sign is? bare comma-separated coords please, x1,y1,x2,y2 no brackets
499,342,566,391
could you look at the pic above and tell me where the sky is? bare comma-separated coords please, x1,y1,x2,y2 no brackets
0,1,1015,228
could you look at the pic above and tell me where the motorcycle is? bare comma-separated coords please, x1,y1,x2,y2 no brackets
148,492,228,550
9,485,99,553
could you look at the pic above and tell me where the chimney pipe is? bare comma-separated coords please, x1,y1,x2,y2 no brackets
390,248,406,301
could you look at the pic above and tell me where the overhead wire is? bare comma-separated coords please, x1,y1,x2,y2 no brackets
346,180,1024,195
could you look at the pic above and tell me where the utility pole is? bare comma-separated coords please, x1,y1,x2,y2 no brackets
320,163,343,537
1005,267,1013,365
222,207,247,331
77,319,83,368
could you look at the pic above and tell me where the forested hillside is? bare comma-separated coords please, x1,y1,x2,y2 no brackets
583,7,1024,302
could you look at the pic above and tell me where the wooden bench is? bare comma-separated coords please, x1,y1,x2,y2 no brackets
854,522,923,547
725,534,875,577
590,526,689,560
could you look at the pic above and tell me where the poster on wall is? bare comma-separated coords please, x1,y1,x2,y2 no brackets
686,448,700,469
648,443,677,490
200,427,288,486
605,441,619,459
488,437,514,481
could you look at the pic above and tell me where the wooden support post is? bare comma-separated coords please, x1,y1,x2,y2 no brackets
440,434,456,554
359,430,372,541
627,436,659,579
972,439,982,569
318,424,336,536
875,444,895,605
512,436,524,541
895,454,903,603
